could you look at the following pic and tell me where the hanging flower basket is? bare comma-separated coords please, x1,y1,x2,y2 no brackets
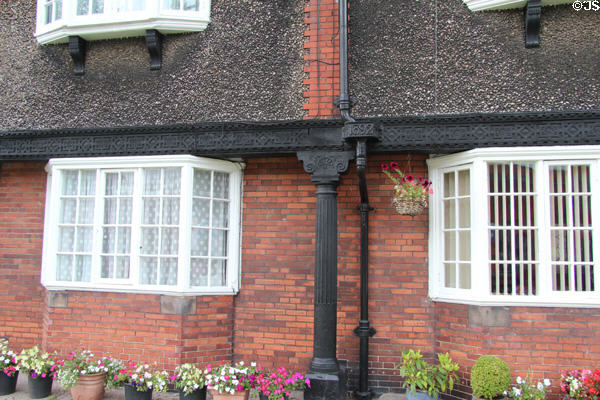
392,196,427,216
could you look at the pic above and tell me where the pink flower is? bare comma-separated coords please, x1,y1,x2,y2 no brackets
306,378,311,387
381,163,389,170
390,162,399,169
236,384,244,391
41,373,47,378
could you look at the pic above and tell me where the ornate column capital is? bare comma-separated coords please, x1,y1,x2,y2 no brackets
297,151,355,185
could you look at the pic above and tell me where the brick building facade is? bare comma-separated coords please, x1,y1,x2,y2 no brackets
1,0,600,399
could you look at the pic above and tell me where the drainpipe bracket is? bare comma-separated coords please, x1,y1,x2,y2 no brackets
341,122,382,142
353,325,376,338
358,204,374,212
333,96,356,109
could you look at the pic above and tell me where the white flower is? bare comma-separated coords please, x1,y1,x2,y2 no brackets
193,384,199,390
251,362,256,367
144,372,152,379
573,381,580,389
513,388,522,397
132,374,138,380
516,377,523,384
544,379,551,387
537,382,544,391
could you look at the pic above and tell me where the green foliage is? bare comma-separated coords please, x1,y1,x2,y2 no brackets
396,349,460,399
16,346,59,378
173,363,206,395
471,356,511,400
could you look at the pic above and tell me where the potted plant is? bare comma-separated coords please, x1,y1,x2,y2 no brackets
396,349,459,400
381,162,433,216
561,369,593,400
505,376,551,400
204,361,262,400
57,350,125,400
16,345,59,399
257,366,311,400
0,339,19,396
172,363,207,400
114,361,169,400
470,355,511,400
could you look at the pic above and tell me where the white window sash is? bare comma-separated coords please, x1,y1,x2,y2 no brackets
42,155,242,295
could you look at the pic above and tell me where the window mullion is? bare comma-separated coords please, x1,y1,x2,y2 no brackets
179,165,192,292
592,161,600,294
537,161,550,299
130,167,142,287
91,170,105,284
472,160,487,300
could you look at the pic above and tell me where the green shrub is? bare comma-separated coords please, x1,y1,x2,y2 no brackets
396,349,460,398
471,355,511,400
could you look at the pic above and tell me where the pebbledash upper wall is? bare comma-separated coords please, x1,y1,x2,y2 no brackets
348,0,600,117
0,0,305,130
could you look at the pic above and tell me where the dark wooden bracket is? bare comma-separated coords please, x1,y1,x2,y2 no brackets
145,29,163,70
68,36,87,75
525,0,541,48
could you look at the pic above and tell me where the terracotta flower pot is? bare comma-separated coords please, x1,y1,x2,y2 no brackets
70,372,106,400
208,388,249,400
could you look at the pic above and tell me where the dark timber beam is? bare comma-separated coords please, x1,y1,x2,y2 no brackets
525,0,542,48
298,150,355,400
2,111,600,161
68,36,87,76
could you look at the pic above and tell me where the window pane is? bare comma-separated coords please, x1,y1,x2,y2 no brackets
159,257,177,285
116,256,130,279
444,200,455,229
144,169,161,195
103,227,115,253
212,200,229,228
60,199,77,224
193,170,211,197
190,259,208,286
140,257,157,284
76,227,93,252
80,171,96,195
163,0,180,9
91,0,104,13
160,227,179,255
62,170,78,195
143,198,160,225
458,231,470,261
162,198,180,225
77,0,89,15
120,172,134,195
458,198,470,229
444,263,456,288
211,259,226,286
59,227,75,252
118,198,133,224
459,263,471,289
105,173,118,195
163,168,181,195
132,0,145,10
193,199,210,226
45,3,53,24
211,229,227,257
444,172,455,197
78,198,95,224
191,228,209,256
117,227,131,254
55,0,62,20
444,231,456,261
213,172,229,199
74,255,91,282
458,170,470,196
104,198,117,224
141,227,158,254
57,255,73,281
101,256,114,279
183,0,198,10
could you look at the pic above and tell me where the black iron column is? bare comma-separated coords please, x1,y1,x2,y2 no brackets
298,150,355,400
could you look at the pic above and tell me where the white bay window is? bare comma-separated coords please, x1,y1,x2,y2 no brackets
35,0,211,45
428,146,600,306
42,155,242,295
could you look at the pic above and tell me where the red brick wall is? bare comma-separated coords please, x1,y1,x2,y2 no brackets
436,303,600,400
303,0,340,119
42,291,234,370
0,162,46,350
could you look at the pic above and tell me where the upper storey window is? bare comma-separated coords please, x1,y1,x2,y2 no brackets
462,0,572,11
35,0,211,45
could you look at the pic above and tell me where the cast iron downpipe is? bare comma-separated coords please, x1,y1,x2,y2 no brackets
337,0,377,398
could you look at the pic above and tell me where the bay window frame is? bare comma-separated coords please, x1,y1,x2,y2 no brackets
42,155,243,295
428,145,600,307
